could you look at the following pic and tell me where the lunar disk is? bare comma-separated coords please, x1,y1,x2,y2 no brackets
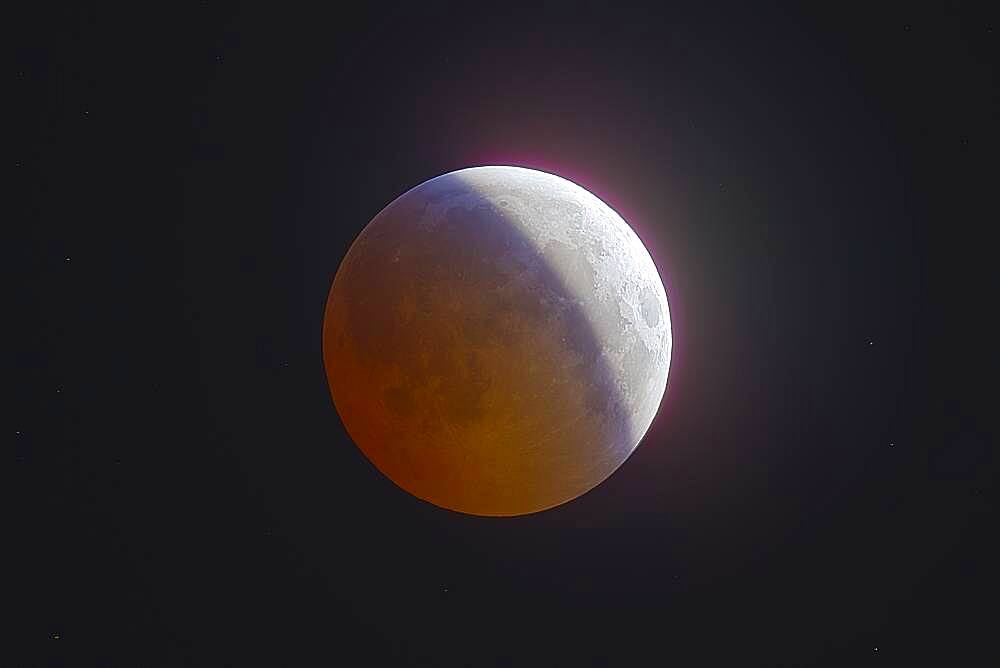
323,166,671,516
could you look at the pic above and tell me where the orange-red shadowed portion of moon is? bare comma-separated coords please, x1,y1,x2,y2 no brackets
323,166,671,516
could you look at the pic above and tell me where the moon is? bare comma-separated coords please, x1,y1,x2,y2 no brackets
323,166,671,516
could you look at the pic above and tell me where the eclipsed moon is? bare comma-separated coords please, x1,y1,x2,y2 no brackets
323,166,671,516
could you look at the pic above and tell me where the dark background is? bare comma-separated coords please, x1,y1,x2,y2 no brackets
16,2,996,665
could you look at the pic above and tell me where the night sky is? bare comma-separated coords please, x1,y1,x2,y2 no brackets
17,3,996,666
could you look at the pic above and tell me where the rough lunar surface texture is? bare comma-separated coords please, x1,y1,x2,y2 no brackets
324,166,671,516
